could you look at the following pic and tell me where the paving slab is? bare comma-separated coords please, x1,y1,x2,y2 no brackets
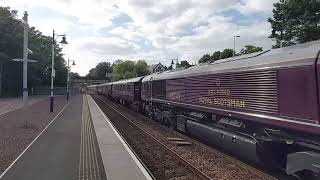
1,96,82,180
0,96,47,115
0,96,66,174
87,95,152,180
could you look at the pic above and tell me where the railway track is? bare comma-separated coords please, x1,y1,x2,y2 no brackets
93,95,211,180
93,95,284,180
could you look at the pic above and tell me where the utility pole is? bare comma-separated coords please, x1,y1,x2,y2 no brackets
67,59,69,100
50,30,55,112
11,12,36,106
22,11,28,106
233,35,240,57
66,58,75,100
0,63,2,97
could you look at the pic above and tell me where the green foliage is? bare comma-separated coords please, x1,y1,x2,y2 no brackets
28,27,67,86
135,60,150,77
0,7,22,64
198,54,211,63
268,0,320,48
86,62,112,80
220,49,234,59
70,72,80,80
111,60,150,81
176,60,191,68
198,45,263,64
0,6,67,96
212,51,222,61
240,45,263,55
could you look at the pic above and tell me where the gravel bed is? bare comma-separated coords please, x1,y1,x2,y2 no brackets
0,96,67,174
93,96,205,180
99,96,275,180
0,96,46,115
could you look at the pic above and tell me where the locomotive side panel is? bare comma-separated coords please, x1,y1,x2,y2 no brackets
166,79,185,102
165,69,278,115
152,80,166,100
141,82,150,101
278,66,319,123
318,57,320,125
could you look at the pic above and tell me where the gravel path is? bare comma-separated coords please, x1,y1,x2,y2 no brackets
0,96,67,174
99,96,275,180
0,96,46,115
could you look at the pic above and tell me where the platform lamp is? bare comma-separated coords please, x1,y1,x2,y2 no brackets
66,58,76,101
50,30,68,112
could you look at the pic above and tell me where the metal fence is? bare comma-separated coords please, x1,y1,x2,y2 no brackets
32,86,80,96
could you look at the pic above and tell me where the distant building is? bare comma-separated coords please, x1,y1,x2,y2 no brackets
149,63,166,73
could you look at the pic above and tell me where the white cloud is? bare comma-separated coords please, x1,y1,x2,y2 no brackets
236,0,278,15
32,18,75,35
1,0,278,75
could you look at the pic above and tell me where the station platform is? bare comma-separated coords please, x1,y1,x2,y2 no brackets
0,96,46,116
0,95,152,180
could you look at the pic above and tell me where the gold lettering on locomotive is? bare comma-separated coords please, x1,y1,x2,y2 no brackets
199,96,246,108
169,92,181,101
208,89,230,96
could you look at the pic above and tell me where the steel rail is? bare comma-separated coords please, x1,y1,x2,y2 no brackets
97,95,280,180
94,95,212,180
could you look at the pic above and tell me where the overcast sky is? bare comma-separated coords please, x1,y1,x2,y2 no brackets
1,0,278,76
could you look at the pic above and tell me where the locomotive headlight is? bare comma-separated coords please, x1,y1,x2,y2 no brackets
286,139,294,145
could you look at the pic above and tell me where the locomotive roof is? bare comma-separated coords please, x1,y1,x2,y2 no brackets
111,76,144,85
142,40,320,81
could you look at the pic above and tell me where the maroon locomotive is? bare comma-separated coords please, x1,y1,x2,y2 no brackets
88,40,320,177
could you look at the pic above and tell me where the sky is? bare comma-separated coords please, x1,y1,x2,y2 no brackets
1,0,278,76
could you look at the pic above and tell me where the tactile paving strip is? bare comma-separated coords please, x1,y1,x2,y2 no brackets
79,96,106,180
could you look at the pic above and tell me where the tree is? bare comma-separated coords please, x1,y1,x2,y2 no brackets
111,60,150,81
212,51,222,61
95,62,112,80
86,62,112,80
220,49,233,59
268,0,320,48
135,60,149,77
28,27,67,87
240,45,263,55
70,72,80,80
198,54,211,63
0,6,68,96
176,60,191,68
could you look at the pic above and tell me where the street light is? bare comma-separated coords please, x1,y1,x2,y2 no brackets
66,58,75,101
233,35,240,57
50,30,68,112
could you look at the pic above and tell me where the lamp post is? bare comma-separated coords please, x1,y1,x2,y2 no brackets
66,58,75,101
233,35,240,57
50,30,68,112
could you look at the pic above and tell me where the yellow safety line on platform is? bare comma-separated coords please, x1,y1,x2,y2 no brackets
79,95,101,180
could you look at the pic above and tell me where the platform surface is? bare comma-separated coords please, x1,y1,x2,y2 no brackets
0,96,46,116
1,95,152,180
1,95,83,180
87,95,153,180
